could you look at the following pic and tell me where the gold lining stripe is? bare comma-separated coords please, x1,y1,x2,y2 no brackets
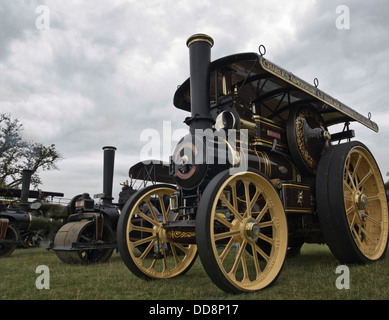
253,138,287,148
285,209,312,213
282,183,310,189
186,34,214,47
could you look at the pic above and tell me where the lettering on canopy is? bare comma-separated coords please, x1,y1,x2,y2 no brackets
260,57,379,132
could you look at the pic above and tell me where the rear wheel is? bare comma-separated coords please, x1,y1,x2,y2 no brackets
316,141,389,263
0,224,19,258
196,169,288,293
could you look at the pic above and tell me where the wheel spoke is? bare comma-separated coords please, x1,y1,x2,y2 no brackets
364,213,382,227
138,241,154,261
243,180,251,218
230,181,238,214
251,243,261,276
343,179,354,193
352,154,362,180
255,202,269,223
218,238,235,262
258,233,274,245
136,209,159,227
345,205,354,216
258,219,273,229
248,187,261,218
228,240,247,276
357,169,372,189
146,200,159,222
252,242,270,262
220,194,243,222
366,194,380,202
169,244,180,266
214,212,234,229
347,170,357,191
132,234,155,248
172,243,189,255
214,229,240,241
157,194,169,222
360,226,378,247
131,224,154,233
349,211,357,230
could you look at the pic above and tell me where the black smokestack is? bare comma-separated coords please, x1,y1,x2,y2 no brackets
102,146,116,205
185,34,214,134
19,169,33,211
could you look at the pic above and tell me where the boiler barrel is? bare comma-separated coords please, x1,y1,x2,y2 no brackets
245,150,299,181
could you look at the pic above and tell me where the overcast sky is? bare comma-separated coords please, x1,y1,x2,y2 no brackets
1,0,389,201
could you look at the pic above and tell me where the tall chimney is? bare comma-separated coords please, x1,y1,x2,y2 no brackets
19,169,33,211
185,34,214,134
102,146,116,205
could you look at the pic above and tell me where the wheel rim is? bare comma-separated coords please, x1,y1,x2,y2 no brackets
207,171,287,292
123,186,197,279
343,146,389,260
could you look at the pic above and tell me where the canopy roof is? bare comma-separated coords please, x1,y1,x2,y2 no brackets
174,52,378,132
129,160,175,185
0,188,64,199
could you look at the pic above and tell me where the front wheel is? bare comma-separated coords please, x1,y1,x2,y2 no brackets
196,169,288,294
117,184,197,280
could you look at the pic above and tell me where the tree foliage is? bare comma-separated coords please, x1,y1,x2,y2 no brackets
0,113,62,188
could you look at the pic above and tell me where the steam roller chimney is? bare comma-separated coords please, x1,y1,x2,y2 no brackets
102,146,116,205
19,169,33,211
185,34,214,134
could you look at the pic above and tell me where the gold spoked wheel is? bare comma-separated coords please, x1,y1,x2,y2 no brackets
343,145,388,260
117,184,197,279
196,169,288,293
317,141,389,263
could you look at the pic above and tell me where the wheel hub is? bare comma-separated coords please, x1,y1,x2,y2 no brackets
354,191,368,211
245,219,260,242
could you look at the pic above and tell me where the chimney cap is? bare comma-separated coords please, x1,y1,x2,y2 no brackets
186,34,214,48
102,146,117,151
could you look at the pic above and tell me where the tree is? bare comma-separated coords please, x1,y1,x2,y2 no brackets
0,113,62,189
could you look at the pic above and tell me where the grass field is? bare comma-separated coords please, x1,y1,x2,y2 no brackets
1,243,388,300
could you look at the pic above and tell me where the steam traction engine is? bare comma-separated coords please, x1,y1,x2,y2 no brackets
117,34,389,293
52,146,127,264
0,169,67,258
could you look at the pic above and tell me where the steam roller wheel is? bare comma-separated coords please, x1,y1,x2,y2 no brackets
316,141,389,263
196,169,288,293
54,220,115,264
117,184,197,280
0,225,19,258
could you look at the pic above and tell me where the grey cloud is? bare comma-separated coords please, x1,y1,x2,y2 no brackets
1,0,389,198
